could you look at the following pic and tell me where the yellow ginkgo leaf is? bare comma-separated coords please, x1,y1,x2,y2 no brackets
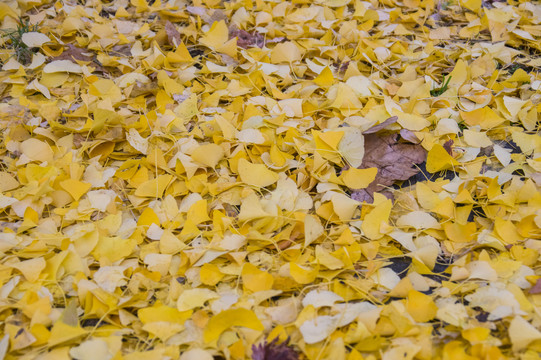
159,230,185,254
48,321,87,347
270,42,303,64
507,68,530,82
237,158,279,187
314,130,344,150
338,127,364,168
290,262,319,284
314,130,344,164
460,0,481,12
200,20,229,50
304,214,324,247
60,179,92,201
167,41,193,63
137,208,160,227
11,258,46,282
241,263,274,292
186,199,210,225
191,143,224,168
21,32,50,48
0,172,19,192
425,144,459,173
134,174,173,198
89,79,123,103
138,302,191,325
20,138,54,164
447,59,469,87
462,327,490,344
443,222,476,243
0,3,17,20
200,263,225,286
203,308,264,343
313,66,334,88
460,107,505,129
340,167,377,189
406,290,438,322
361,199,393,240
396,112,431,131
174,94,199,123
177,289,219,311
508,316,541,352
330,192,360,221
42,60,83,73
315,246,344,270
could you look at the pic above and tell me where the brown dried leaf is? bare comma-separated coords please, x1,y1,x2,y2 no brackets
529,278,541,294
351,133,427,203
54,44,93,62
399,129,421,144
164,21,181,48
362,116,398,134
186,6,227,25
111,45,132,57
208,10,228,25
229,26,265,49
252,337,298,360
443,139,454,155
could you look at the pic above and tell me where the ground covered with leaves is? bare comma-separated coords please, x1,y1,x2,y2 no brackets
0,0,540,359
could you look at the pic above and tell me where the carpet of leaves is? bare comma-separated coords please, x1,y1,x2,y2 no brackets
0,0,541,359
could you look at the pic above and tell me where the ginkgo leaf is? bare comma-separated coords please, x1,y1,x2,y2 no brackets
241,263,274,292
290,263,319,284
426,144,459,173
21,32,51,47
313,66,334,88
508,316,541,352
406,290,438,322
200,20,229,49
43,60,83,73
177,289,219,311
191,143,224,168
2,0,540,357
0,172,19,192
340,167,377,189
460,107,505,129
69,339,112,360
20,138,54,163
48,322,87,347
270,42,302,63
302,290,343,308
299,316,336,344
396,211,440,229
180,349,214,360
237,158,279,187
361,199,393,240
203,308,264,343
338,127,365,167
11,258,46,282
304,214,324,247
60,179,92,201
134,175,173,198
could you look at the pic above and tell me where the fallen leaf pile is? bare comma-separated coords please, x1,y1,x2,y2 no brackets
0,0,540,359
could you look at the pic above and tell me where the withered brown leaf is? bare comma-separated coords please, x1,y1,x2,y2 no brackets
164,21,181,48
529,278,541,294
229,26,265,49
443,139,454,155
54,44,93,62
362,116,398,134
252,337,298,360
351,133,427,203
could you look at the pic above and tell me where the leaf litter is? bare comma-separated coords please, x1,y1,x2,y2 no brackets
0,0,541,359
